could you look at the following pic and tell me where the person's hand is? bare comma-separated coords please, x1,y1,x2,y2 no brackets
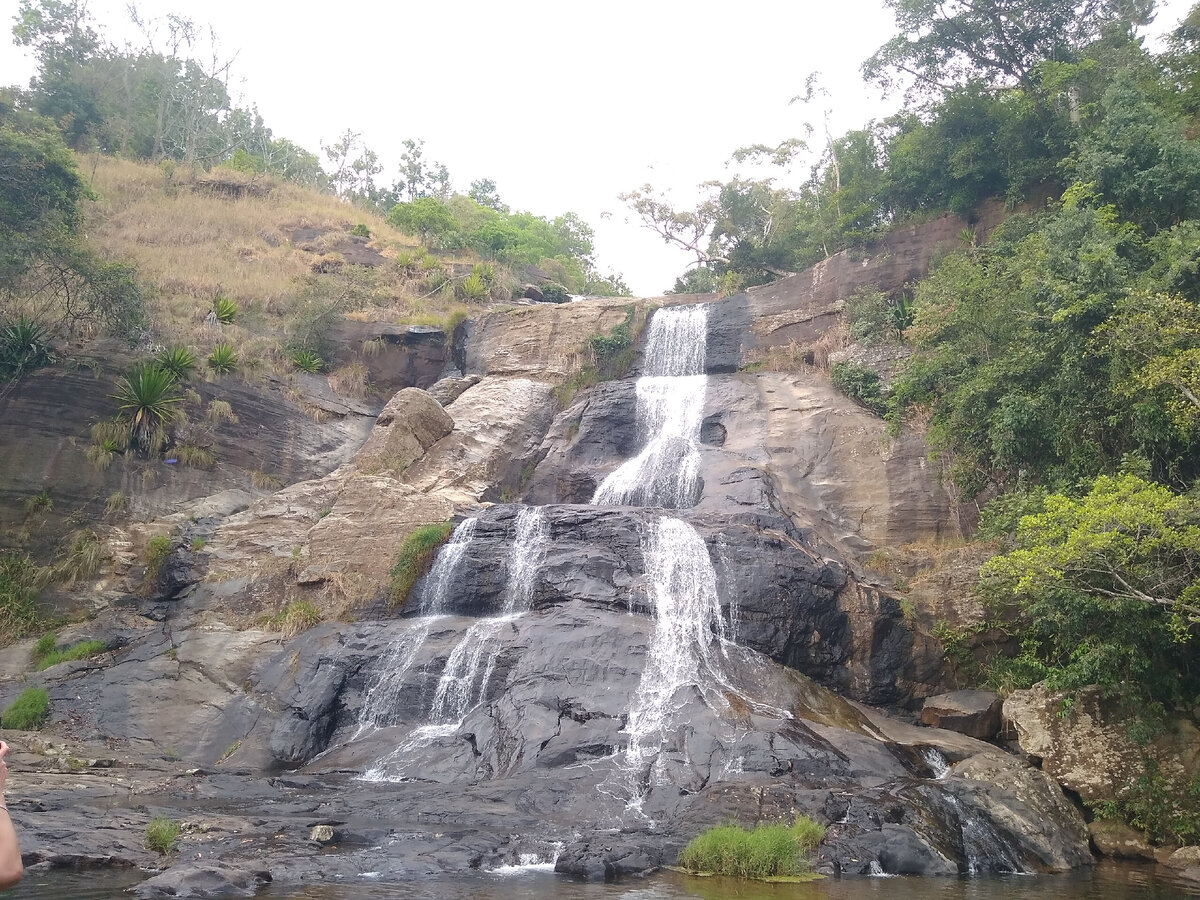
0,740,9,794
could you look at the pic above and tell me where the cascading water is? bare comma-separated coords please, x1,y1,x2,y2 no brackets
363,508,549,780
356,517,478,732
625,517,727,774
592,305,708,509
425,506,548,725
420,517,478,614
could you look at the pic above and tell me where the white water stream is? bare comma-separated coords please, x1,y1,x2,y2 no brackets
592,305,709,509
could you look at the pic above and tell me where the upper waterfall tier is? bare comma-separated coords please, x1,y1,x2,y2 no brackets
592,304,708,508
641,304,708,377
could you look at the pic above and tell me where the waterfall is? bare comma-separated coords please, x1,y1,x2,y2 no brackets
593,305,708,509
356,517,478,732
426,506,548,726
922,746,951,780
420,517,478,615
625,517,726,773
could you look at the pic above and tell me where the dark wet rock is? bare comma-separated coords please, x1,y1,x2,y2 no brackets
920,690,1003,740
133,863,271,897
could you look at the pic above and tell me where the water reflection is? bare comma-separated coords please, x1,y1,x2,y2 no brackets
8,862,1197,899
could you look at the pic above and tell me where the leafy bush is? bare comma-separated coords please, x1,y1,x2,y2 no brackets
0,319,53,381
589,307,638,378
845,288,911,344
212,296,237,324
35,639,106,671
206,343,237,374
830,360,886,415
112,364,182,453
1,687,48,730
154,347,197,381
144,536,173,581
677,819,825,879
388,522,454,608
350,223,370,238
541,282,570,303
145,817,179,854
290,349,324,373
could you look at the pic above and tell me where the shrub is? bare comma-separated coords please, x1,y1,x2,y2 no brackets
541,282,570,303
145,817,179,854
830,360,886,415
1,687,48,730
350,223,370,238
212,296,237,324
290,349,325,373
34,639,106,671
0,319,53,381
677,819,825,880
112,364,182,453
388,522,454,608
154,347,197,381
207,344,238,375
144,536,173,581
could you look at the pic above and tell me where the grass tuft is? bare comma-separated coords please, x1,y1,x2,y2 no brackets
34,639,107,671
263,601,321,638
145,817,179,854
1,687,49,729
677,818,826,880
388,522,454,608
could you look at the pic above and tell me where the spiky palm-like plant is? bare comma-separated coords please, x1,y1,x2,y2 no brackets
0,319,53,380
289,349,324,373
207,343,237,375
112,364,182,453
213,297,237,324
154,346,197,381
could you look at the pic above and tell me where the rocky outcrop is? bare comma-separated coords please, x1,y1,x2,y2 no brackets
1004,685,1200,806
921,690,1004,740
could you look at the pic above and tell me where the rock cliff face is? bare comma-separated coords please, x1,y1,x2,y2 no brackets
0,213,1095,893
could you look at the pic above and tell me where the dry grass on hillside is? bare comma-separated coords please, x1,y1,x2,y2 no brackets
81,156,480,360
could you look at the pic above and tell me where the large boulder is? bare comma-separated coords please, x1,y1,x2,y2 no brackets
921,690,1003,740
354,388,453,476
1004,685,1200,806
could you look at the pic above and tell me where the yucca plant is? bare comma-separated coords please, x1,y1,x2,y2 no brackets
212,297,237,324
459,272,489,301
112,364,182,453
290,349,324,373
154,346,197,381
207,343,238,375
0,319,53,380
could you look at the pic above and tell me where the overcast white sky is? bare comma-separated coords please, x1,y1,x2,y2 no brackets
2,0,1195,294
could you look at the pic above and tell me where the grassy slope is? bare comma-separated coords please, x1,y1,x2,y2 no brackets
81,157,492,374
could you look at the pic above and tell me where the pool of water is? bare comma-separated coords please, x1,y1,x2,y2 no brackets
6,862,1197,899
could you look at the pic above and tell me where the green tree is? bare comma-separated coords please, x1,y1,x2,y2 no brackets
980,473,1199,703
863,0,1153,94
386,196,459,247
